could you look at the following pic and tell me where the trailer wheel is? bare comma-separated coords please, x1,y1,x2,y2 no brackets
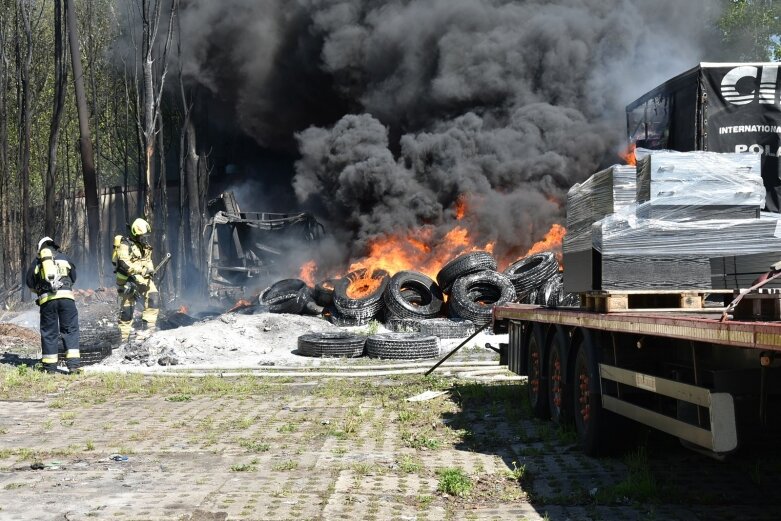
527,324,549,419
547,328,571,425
572,333,606,455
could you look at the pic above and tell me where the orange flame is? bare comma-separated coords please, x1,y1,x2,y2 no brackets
228,299,253,313
620,143,637,166
525,223,566,265
455,195,467,220
345,269,384,299
178,305,189,314
299,259,317,286
348,225,493,281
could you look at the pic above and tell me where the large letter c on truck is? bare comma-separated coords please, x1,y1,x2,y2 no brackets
721,66,758,106
721,65,779,106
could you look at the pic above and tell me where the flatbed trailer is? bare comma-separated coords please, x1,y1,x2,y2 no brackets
493,303,781,456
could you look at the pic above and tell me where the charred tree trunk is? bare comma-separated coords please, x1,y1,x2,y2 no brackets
185,118,201,271
44,0,68,236
65,0,100,275
0,8,10,287
17,0,32,301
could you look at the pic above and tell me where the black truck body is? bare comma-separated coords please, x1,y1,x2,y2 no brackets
626,62,781,211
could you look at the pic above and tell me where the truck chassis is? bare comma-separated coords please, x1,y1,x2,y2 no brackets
494,303,781,456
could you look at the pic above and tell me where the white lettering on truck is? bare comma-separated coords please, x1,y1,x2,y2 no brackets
734,144,781,156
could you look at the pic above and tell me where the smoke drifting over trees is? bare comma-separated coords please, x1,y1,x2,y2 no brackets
176,0,723,268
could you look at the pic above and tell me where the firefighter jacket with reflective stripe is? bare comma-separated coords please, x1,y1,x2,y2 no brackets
115,236,154,283
25,252,77,305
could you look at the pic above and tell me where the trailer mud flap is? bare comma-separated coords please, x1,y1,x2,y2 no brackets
599,364,738,453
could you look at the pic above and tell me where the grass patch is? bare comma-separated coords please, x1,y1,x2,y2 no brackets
230,462,257,472
597,447,658,503
401,432,442,450
237,438,270,453
398,455,422,474
272,459,299,472
277,422,298,433
437,467,472,497
165,394,192,402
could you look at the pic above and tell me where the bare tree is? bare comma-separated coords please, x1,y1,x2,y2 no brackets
17,0,33,300
44,0,68,236
138,0,178,221
65,0,100,275
0,0,10,286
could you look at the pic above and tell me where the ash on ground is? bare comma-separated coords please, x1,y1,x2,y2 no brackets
100,312,503,371
103,313,342,368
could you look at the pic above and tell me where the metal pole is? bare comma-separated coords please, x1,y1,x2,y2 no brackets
425,322,491,377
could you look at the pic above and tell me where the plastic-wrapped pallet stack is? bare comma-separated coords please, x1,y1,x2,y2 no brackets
562,165,636,293
592,149,781,290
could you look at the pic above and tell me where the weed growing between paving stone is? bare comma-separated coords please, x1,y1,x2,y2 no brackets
437,467,473,497
596,446,658,503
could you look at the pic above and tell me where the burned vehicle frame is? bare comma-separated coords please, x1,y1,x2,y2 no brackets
204,192,324,301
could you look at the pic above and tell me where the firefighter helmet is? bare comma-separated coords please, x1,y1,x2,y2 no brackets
130,218,152,246
37,236,58,252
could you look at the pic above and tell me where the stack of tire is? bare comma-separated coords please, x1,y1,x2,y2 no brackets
534,272,580,308
70,324,118,365
330,268,390,326
437,251,516,327
503,252,560,304
383,271,444,321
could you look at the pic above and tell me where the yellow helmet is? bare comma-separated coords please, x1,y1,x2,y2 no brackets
130,218,152,246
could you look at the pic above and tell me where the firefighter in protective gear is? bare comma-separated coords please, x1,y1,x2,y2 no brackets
25,237,80,374
115,218,159,341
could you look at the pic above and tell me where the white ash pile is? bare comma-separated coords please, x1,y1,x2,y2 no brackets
103,312,339,368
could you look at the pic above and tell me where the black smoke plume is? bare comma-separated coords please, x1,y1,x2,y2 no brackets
176,0,724,272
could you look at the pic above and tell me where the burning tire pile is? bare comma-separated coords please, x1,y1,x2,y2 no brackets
259,249,578,360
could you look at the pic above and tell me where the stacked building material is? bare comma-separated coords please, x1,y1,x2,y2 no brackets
635,149,763,220
591,150,768,290
563,165,636,293
594,212,781,289
711,250,781,290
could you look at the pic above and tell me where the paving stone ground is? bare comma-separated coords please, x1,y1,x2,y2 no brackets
1,374,780,521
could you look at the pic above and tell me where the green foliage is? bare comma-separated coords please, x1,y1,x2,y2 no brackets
719,0,781,60
437,467,473,497
597,446,658,503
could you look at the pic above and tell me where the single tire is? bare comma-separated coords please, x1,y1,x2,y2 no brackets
572,331,609,456
536,273,563,307
383,271,444,320
385,317,422,333
58,343,112,366
327,306,371,327
547,328,571,425
449,271,516,326
504,252,559,302
436,251,497,294
260,279,310,314
297,332,366,358
365,333,439,360
418,318,475,339
333,269,389,320
527,324,549,419
313,278,337,307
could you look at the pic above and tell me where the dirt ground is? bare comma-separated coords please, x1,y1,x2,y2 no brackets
2,309,781,521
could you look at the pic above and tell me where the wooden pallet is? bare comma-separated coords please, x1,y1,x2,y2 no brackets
733,288,781,321
581,289,733,313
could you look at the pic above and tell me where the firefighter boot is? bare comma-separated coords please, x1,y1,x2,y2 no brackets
66,358,82,375
38,362,58,374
